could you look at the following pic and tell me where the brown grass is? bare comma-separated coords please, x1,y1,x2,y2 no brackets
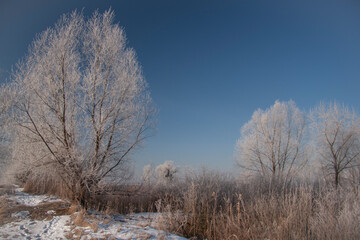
70,209,99,231
149,171,360,240
15,170,360,240
23,177,73,200
22,176,160,214
0,196,71,225
0,184,15,195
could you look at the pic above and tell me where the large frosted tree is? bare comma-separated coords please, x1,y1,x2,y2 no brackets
236,100,308,184
9,10,155,206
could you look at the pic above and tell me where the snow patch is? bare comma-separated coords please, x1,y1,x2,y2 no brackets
1,189,188,239
9,188,64,206
46,210,56,215
75,212,188,240
11,211,29,218
0,216,71,239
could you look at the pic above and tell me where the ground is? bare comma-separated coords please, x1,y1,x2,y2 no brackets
0,186,187,240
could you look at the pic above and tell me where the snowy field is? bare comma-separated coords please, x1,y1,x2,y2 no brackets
0,187,187,239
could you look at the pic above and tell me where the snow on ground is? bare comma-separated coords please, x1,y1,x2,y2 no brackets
67,212,188,240
0,188,188,239
9,188,63,206
0,215,71,239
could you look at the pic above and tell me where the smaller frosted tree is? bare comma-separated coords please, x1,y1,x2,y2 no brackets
155,161,178,184
236,100,308,184
311,102,360,187
0,86,12,181
142,164,154,185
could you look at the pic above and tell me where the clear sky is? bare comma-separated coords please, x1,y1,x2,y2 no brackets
1,0,360,173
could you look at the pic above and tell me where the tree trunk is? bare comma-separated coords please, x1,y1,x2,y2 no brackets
76,177,100,209
335,171,340,188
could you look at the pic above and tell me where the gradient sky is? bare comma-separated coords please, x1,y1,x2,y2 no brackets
1,0,360,173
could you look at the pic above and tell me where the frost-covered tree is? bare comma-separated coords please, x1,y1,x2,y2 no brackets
311,102,360,187
142,164,154,185
8,10,155,206
0,86,12,181
155,161,178,184
236,100,308,184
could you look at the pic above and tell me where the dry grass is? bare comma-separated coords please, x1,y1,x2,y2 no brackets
150,171,360,240
23,177,73,200
0,195,71,225
89,189,158,214
65,207,104,239
22,176,159,214
0,184,15,195
69,209,99,231
0,196,17,225
15,170,360,240
310,190,360,240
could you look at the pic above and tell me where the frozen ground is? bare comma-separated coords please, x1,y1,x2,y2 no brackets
0,187,187,239
9,187,63,206
1,215,71,239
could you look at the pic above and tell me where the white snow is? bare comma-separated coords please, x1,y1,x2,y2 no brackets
0,189,188,239
46,210,56,215
9,188,64,206
0,216,71,239
72,212,188,240
11,211,29,218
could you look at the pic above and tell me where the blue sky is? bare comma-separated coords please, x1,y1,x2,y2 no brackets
1,0,360,173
